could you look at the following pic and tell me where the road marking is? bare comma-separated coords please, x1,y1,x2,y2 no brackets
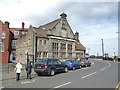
108,63,111,67
53,82,71,88
81,72,97,79
100,67,107,71
21,79,35,84
115,82,120,90
21,81,31,84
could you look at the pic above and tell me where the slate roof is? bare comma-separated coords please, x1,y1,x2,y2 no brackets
39,19,60,30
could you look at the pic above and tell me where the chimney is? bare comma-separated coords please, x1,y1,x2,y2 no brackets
5,21,10,28
75,31,79,42
22,22,24,30
60,13,67,18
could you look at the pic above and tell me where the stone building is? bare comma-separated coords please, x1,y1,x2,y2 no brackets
16,13,86,64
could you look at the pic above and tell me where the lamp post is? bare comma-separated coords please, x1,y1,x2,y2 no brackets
101,39,104,59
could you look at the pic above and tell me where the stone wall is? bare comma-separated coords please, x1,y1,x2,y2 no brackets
16,26,34,64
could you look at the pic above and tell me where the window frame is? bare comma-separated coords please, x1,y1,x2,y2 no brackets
14,30,19,35
2,32,6,39
1,43,5,52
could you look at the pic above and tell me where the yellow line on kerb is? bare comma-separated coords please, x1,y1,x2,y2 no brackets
115,82,120,90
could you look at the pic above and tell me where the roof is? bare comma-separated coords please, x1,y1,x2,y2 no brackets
33,27,48,38
39,18,60,30
75,41,86,51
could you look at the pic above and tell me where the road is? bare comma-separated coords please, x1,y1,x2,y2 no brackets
1,59,119,89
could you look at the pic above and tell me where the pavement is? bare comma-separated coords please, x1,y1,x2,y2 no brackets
1,59,119,89
1,69,36,81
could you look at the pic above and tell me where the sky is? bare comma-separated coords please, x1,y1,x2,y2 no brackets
0,0,119,56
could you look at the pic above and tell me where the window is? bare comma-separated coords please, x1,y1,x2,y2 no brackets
12,40,16,49
60,43,66,58
0,39,2,43
39,40,42,44
68,44,72,52
44,40,46,45
14,30,19,35
76,53,79,58
37,52,41,58
62,23,65,29
1,43,4,52
52,42,59,58
2,32,6,39
43,52,47,57
11,51,16,57
22,31,24,34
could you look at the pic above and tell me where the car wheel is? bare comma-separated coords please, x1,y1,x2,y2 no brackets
50,69,55,76
73,66,75,70
64,67,68,73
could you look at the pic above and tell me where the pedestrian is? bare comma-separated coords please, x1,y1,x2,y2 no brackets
15,61,22,81
26,61,33,79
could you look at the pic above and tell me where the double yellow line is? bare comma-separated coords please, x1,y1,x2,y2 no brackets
115,82,120,90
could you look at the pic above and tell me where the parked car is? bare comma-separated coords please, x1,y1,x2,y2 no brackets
34,59,68,76
65,60,81,70
79,59,91,67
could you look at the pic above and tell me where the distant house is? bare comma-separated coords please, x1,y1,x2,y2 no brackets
16,13,86,64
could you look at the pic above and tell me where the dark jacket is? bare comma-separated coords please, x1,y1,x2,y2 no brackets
26,62,32,74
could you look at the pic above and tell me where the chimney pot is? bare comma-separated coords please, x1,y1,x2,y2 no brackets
22,22,24,30
5,21,10,28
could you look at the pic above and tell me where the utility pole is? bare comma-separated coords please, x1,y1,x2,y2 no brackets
101,39,104,59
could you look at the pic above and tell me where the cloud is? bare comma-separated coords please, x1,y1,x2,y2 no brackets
0,1,118,56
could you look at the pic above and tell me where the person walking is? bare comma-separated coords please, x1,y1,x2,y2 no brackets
26,61,33,79
15,61,22,81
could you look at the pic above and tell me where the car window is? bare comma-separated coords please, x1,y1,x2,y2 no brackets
57,60,62,64
35,59,46,64
52,60,58,64
73,60,76,63
65,61,72,63
76,60,78,63
48,60,52,65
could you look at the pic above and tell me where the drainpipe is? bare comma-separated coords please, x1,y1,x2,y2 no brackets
33,31,37,66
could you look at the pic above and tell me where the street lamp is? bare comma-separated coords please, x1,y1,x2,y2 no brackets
101,39,104,59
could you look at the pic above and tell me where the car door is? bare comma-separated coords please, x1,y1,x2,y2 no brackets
56,59,64,71
76,60,79,68
52,59,59,72
73,60,77,68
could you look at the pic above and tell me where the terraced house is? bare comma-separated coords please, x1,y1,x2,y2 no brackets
16,13,86,64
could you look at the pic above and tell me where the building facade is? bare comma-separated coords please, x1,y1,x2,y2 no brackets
16,13,86,64
0,21,28,63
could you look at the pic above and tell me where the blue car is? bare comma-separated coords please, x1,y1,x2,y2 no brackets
65,60,81,70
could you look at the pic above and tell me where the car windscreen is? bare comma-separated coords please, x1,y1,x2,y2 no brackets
35,59,46,65
65,60,72,63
